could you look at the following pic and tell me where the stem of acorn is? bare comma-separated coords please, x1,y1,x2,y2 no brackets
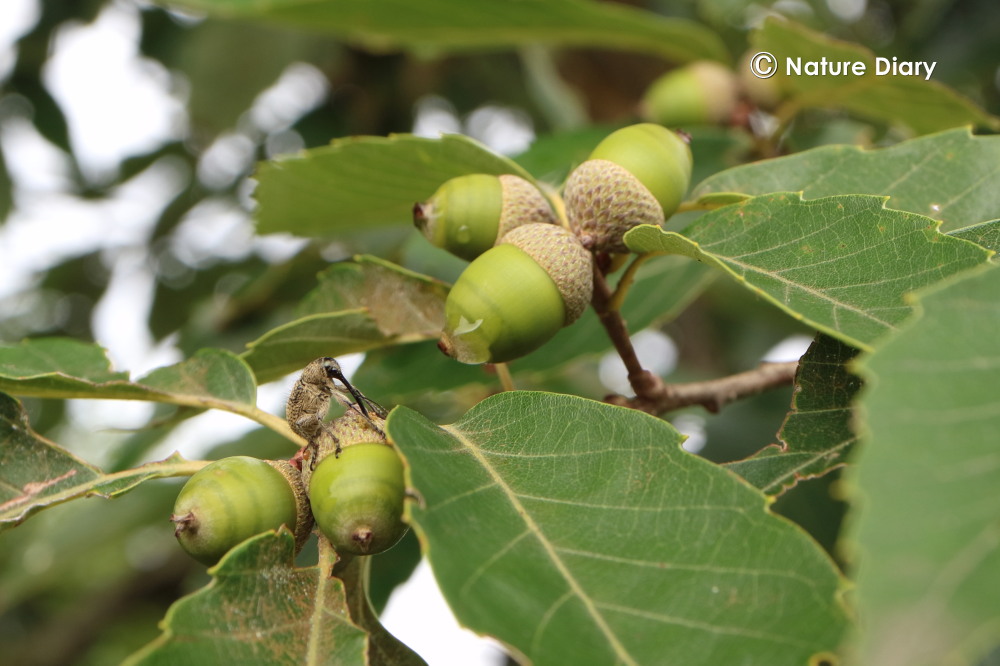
591,264,664,398
495,363,516,392
608,253,653,312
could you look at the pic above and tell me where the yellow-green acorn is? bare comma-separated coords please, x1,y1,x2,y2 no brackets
737,51,785,109
640,61,739,128
413,173,557,261
563,123,692,253
309,442,408,556
171,456,312,565
439,223,593,364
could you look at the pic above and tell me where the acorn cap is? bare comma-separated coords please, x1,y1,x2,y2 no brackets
265,459,315,554
499,223,594,324
563,159,664,254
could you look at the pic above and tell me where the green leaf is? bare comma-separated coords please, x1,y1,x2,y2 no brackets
389,392,848,665
753,18,999,135
125,531,371,665
0,340,257,406
175,19,326,138
159,0,727,63
0,341,294,438
625,193,992,350
243,256,447,383
692,128,1000,232
726,335,861,495
949,219,1000,253
0,391,203,530
847,263,1000,666
254,133,534,237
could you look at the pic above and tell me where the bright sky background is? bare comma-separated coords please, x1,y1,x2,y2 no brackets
0,2,812,663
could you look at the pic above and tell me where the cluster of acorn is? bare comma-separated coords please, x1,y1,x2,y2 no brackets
171,360,407,565
169,123,696,565
414,122,693,365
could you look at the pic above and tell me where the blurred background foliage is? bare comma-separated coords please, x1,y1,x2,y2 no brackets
0,0,996,663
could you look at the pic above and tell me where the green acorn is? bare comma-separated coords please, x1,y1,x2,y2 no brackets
301,404,388,487
171,456,312,565
640,61,739,127
563,123,692,253
413,173,556,261
439,222,593,364
309,442,408,556
737,51,785,109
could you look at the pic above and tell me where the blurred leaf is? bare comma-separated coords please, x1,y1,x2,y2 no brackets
241,311,388,385
753,18,1000,135
692,128,1000,232
298,256,449,326
254,133,534,237
625,193,992,350
160,0,728,63
726,335,861,495
173,19,329,138
389,392,848,665
949,219,1000,253
244,256,447,383
847,263,1000,666
513,125,612,184
126,531,393,665
336,553,428,666
0,391,202,530
367,529,422,615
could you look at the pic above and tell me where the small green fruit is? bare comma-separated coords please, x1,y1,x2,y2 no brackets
737,51,784,109
564,123,692,253
641,61,739,127
413,173,556,261
171,456,308,565
439,223,593,364
309,442,408,556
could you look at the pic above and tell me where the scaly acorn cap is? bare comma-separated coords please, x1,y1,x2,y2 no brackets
265,459,315,554
563,159,664,253
564,123,692,253
499,223,594,324
413,173,556,261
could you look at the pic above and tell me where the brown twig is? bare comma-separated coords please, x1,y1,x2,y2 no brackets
591,263,799,415
605,360,799,415
591,264,665,398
